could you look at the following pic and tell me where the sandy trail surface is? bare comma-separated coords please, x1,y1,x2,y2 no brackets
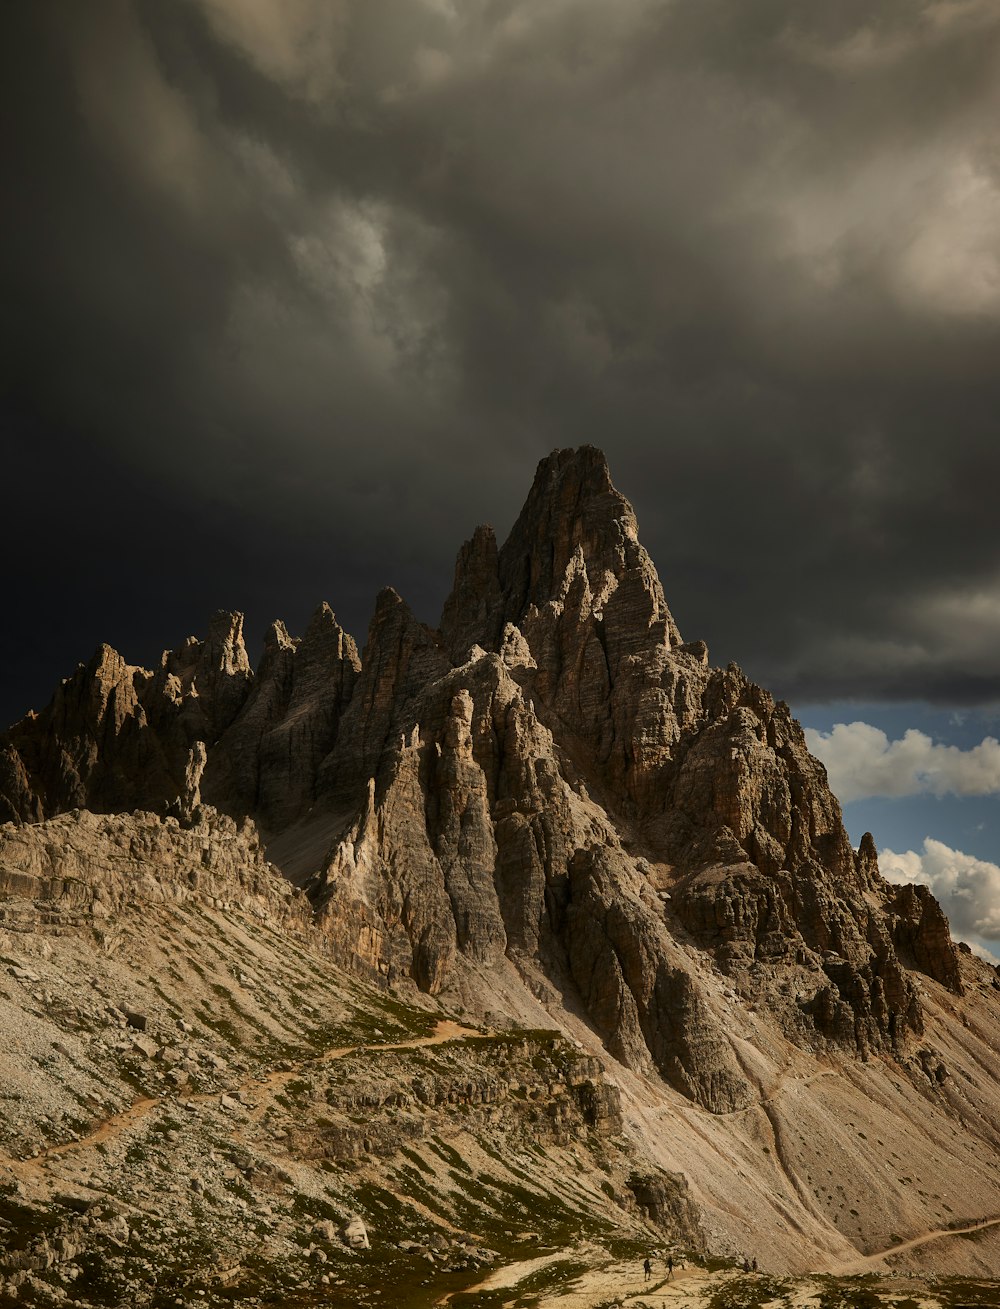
439,1247,710,1307
19,1095,160,1166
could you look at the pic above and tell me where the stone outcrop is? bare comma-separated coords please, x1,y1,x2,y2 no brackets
0,606,359,835
285,1034,624,1166
889,881,964,995
202,605,361,828
627,1171,702,1240
0,644,177,820
0,806,313,937
438,445,692,812
0,447,967,1114
313,588,451,824
0,613,254,823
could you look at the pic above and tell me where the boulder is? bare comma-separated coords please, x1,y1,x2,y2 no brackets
342,1216,370,1250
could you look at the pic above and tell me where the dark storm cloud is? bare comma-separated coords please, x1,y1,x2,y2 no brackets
5,0,1000,727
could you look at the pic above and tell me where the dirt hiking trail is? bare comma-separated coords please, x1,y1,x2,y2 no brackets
439,1248,708,1307
827,1212,1000,1274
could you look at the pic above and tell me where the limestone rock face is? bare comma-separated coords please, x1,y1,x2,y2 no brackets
439,446,693,810
203,605,361,829
199,619,300,820
0,644,179,821
0,744,39,824
160,609,253,741
628,1172,703,1237
440,525,503,664
0,805,311,934
0,446,967,1116
304,448,963,1104
561,844,753,1113
311,587,451,824
890,881,964,995
0,605,359,833
0,613,256,823
308,643,753,1111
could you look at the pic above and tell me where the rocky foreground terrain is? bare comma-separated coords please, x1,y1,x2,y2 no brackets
0,808,690,1308
3,448,1000,1307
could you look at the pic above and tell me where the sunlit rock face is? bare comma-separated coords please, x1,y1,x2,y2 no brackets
300,447,963,1110
0,447,964,1112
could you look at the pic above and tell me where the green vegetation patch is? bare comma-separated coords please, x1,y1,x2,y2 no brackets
429,1136,471,1173
451,1256,591,1308
399,1145,435,1175
931,1277,1000,1307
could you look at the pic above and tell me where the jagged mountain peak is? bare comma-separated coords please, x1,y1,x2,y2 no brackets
0,449,970,1114
440,445,681,663
261,617,298,661
157,608,250,674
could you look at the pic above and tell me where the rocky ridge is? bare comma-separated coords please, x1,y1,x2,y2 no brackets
0,449,965,1113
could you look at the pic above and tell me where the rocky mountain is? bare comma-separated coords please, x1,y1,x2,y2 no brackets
4,447,1000,1304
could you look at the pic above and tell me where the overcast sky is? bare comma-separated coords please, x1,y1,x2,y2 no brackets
5,2,1000,949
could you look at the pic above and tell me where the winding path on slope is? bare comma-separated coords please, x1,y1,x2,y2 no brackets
717,1047,1000,1276
1,1018,482,1178
826,1213,1000,1275
246,1018,475,1113
9,1016,1000,1297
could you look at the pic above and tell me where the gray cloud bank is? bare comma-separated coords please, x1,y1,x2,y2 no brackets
5,1,1000,727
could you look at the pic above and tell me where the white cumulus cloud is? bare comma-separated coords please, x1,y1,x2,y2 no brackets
804,721,1000,803
880,838,1000,945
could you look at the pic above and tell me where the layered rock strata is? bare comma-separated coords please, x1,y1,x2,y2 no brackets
0,806,313,940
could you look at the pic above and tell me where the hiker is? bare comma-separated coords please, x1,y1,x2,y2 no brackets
743,1257,751,1273
644,1256,652,1281
751,1256,758,1273
667,1254,674,1279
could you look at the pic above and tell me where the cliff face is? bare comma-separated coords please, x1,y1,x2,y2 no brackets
0,449,966,1114
302,448,963,1110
